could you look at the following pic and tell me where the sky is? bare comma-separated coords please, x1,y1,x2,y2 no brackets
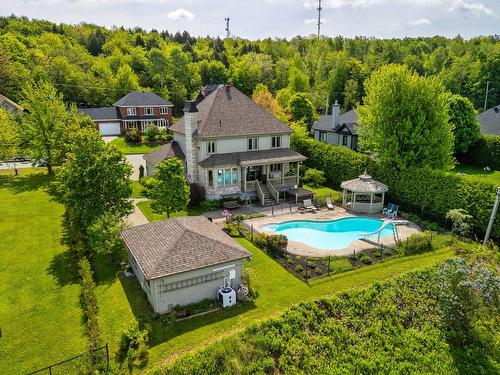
1,0,499,40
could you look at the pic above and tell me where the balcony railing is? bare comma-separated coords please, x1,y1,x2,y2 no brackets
268,175,298,188
267,179,280,203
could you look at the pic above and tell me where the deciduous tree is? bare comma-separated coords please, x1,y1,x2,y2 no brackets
358,65,453,170
445,94,481,155
149,158,190,218
288,93,316,128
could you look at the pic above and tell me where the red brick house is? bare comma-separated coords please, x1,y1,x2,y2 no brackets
79,91,174,135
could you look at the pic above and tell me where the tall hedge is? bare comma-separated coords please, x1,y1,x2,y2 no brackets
292,134,499,237
459,134,500,170
291,134,370,188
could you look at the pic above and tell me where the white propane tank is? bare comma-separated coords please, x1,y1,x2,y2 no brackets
217,287,236,308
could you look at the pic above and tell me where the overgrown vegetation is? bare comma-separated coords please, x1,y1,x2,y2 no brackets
165,245,499,374
460,134,500,170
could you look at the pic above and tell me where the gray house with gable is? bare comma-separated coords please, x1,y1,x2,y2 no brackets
312,101,359,151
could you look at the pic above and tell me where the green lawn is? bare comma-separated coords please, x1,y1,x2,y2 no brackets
109,137,162,154
454,164,500,186
304,184,343,202
0,171,456,373
0,171,86,373
137,200,205,221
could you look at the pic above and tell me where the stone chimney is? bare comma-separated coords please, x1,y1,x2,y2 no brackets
332,100,340,129
183,100,199,183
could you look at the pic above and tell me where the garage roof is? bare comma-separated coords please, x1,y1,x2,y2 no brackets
121,216,252,280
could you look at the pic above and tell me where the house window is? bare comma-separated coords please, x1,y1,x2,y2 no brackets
232,168,238,185
159,106,168,115
342,135,348,146
207,141,216,154
158,119,168,128
270,163,282,172
271,136,281,148
208,170,214,187
127,107,136,116
248,138,258,150
224,168,231,186
319,131,327,143
217,169,223,186
127,121,137,130
144,107,154,115
247,166,261,181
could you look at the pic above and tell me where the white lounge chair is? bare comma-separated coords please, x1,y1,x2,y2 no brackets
326,197,334,210
303,199,319,212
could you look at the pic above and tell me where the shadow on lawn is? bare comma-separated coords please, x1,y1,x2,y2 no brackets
0,172,55,195
47,249,80,286
119,275,257,348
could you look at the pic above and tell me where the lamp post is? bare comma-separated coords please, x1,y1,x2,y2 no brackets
483,186,500,246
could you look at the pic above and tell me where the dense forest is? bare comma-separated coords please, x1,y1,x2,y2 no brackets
0,15,499,117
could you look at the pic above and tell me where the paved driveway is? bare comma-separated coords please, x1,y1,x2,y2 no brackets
102,136,118,144
126,198,149,227
126,154,145,180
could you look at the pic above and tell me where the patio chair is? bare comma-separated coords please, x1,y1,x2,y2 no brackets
387,204,399,218
326,197,334,210
303,199,319,212
383,203,395,216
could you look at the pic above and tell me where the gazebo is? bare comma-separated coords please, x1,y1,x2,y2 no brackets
341,171,388,214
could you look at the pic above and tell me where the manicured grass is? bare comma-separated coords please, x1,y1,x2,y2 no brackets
136,200,205,221
454,164,500,186
0,172,86,373
0,172,456,373
131,180,145,198
109,137,162,154
304,184,343,202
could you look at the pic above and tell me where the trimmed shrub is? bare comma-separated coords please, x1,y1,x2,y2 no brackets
304,168,326,187
459,134,500,170
396,231,433,256
144,124,159,142
118,321,149,370
383,249,393,256
295,264,304,273
360,254,372,264
200,199,222,211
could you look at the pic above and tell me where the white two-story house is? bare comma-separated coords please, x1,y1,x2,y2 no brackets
146,84,306,205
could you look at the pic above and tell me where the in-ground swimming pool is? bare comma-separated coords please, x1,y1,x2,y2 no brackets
264,217,394,250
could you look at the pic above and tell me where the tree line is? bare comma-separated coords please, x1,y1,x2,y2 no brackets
1,15,499,116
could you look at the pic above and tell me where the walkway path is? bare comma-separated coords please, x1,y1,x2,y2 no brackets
126,198,148,227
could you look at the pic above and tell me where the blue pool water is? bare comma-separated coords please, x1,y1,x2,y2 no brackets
264,217,394,250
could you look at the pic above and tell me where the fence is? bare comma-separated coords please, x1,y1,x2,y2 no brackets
26,344,109,375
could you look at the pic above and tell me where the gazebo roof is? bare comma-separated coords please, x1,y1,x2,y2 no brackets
340,171,389,194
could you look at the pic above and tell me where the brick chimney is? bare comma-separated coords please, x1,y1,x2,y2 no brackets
332,100,340,129
183,100,198,183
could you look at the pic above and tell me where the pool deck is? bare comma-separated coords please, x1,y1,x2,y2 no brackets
242,206,421,257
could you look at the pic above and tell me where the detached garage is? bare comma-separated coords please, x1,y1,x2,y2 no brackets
78,106,122,136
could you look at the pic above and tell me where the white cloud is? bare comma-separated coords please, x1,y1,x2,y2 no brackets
304,0,443,9
407,18,431,25
165,8,195,20
448,0,494,17
304,18,317,24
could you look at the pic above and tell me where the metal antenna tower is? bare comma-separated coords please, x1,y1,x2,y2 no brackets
225,17,230,38
317,0,322,37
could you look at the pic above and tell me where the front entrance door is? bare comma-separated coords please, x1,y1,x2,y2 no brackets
246,166,262,183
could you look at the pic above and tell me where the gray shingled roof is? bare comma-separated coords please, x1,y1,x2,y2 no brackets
78,106,121,120
170,85,292,138
341,172,388,194
121,216,252,280
143,142,185,165
199,148,306,168
477,105,500,135
312,109,358,133
113,90,173,107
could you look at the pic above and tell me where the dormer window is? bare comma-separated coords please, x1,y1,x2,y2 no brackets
207,141,216,154
271,136,281,148
144,107,154,115
248,138,258,151
159,107,168,115
127,107,136,116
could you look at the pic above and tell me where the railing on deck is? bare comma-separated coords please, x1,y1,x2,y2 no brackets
256,181,265,206
267,179,280,203
245,180,257,192
268,175,298,188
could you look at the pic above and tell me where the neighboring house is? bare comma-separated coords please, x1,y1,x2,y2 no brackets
79,90,173,136
477,104,500,135
121,216,252,314
164,84,306,204
0,94,22,113
312,101,358,150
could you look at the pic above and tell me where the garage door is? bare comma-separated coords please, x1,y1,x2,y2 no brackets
99,122,121,136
